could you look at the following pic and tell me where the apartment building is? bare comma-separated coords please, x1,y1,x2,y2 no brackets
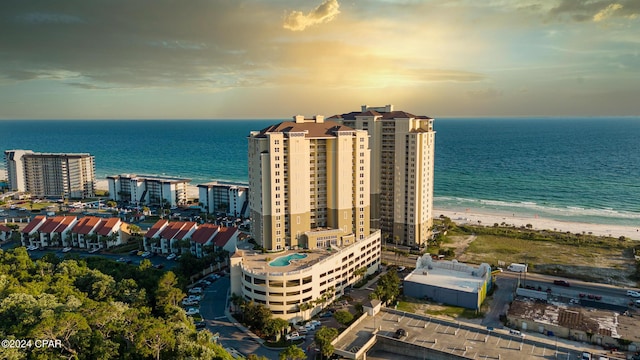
5,150,96,199
329,105,436,246
197,181,249,217
21,215,124,250
230,114,382,322
143,219,239,258
107,174,190,207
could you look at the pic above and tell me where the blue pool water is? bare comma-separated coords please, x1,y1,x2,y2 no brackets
269,253,308,267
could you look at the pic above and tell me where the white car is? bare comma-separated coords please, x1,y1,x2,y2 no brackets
285,332,305,341
27,245,38,251
626,290,640,298
188,287,203,294
182,299,199,306
185,308,200,316
62,247,73,253
166,253,177,260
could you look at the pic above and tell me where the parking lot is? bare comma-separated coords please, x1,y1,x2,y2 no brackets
334,308,602,360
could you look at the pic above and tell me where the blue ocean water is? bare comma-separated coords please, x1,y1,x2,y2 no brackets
1,118,639,226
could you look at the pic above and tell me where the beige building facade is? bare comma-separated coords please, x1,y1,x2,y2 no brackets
234,114,382,322
329,105,436,246
247,115,371,252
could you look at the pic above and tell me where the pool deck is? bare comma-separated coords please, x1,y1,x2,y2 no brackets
237,242,337,275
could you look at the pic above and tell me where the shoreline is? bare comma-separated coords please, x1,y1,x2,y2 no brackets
35,177,640,241
435,208,640,241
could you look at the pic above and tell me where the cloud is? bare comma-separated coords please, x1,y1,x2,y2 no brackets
549,0,640,22
283,0,340,31
593,3,623,22
466,88,503,99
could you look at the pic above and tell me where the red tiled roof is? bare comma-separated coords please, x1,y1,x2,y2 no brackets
39,216,67,233
159,221,185,240
255,120,354,138
22,216,46,233
54,216,76,233
96,218,120,236
0,224,11,232
145,219,168,239
213,226,238,247
331,110,432,121
191,223,219,245
174,222,197,240
72,216,101,235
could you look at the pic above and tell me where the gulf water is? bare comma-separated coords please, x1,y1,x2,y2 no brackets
2,118,639,226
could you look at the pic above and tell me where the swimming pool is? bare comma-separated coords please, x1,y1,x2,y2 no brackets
269,253,308,267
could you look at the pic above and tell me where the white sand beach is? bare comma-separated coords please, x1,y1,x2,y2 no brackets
435,208,640,241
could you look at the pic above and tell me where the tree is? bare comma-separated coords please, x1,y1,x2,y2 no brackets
314,327,338,360
135,318,176,360
155,271,184,314
279,345,306,360
354,266,367,285
334,310,354,327
139,259,152,271
248,355,270,360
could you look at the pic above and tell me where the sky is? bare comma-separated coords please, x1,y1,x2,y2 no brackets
1,0,639,119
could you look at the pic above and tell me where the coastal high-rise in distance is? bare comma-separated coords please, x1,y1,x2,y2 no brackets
247,115,371,251
330,105,435,246
4,150,96,199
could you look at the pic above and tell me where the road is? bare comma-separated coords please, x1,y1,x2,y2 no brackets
499,271,638,306
199,275,282,359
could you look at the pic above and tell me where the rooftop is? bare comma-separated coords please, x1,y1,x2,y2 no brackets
251,118,356,139
404,257,490,294
509,298,640,343
108,174,191,183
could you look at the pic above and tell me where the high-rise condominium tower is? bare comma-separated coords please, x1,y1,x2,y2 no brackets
4,150,96,199
247,115,371,251
329,105,435,246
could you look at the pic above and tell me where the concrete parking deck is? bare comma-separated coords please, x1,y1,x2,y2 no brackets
333,308,615,360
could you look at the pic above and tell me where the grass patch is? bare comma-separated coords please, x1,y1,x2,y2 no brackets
463,234,626,267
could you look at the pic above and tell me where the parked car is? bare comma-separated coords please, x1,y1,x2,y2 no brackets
286,332,305,341
116,257,127,262
393,328,407,339
166,253,177,260
89,248,101,254
129,249,139,255
185,308,200,316
153,264,164,269
397,266,406,272
189,287,203,294
195,321,207,329
626,290,640,298
319,312,332,318
62,247,73,253
309,320,321,327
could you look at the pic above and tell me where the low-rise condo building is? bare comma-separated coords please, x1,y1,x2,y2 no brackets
21,215,125,250
230,114,382,322
144,219,239,258
5,149,96,199
197,181,249,217
107,174,190,207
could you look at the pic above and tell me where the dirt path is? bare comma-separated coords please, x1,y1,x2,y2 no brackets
448,234,477,259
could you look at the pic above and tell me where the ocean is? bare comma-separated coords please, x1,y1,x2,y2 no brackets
2,118,639,226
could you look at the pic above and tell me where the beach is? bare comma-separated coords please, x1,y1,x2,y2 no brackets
435,208,640,241
7,172,640,241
